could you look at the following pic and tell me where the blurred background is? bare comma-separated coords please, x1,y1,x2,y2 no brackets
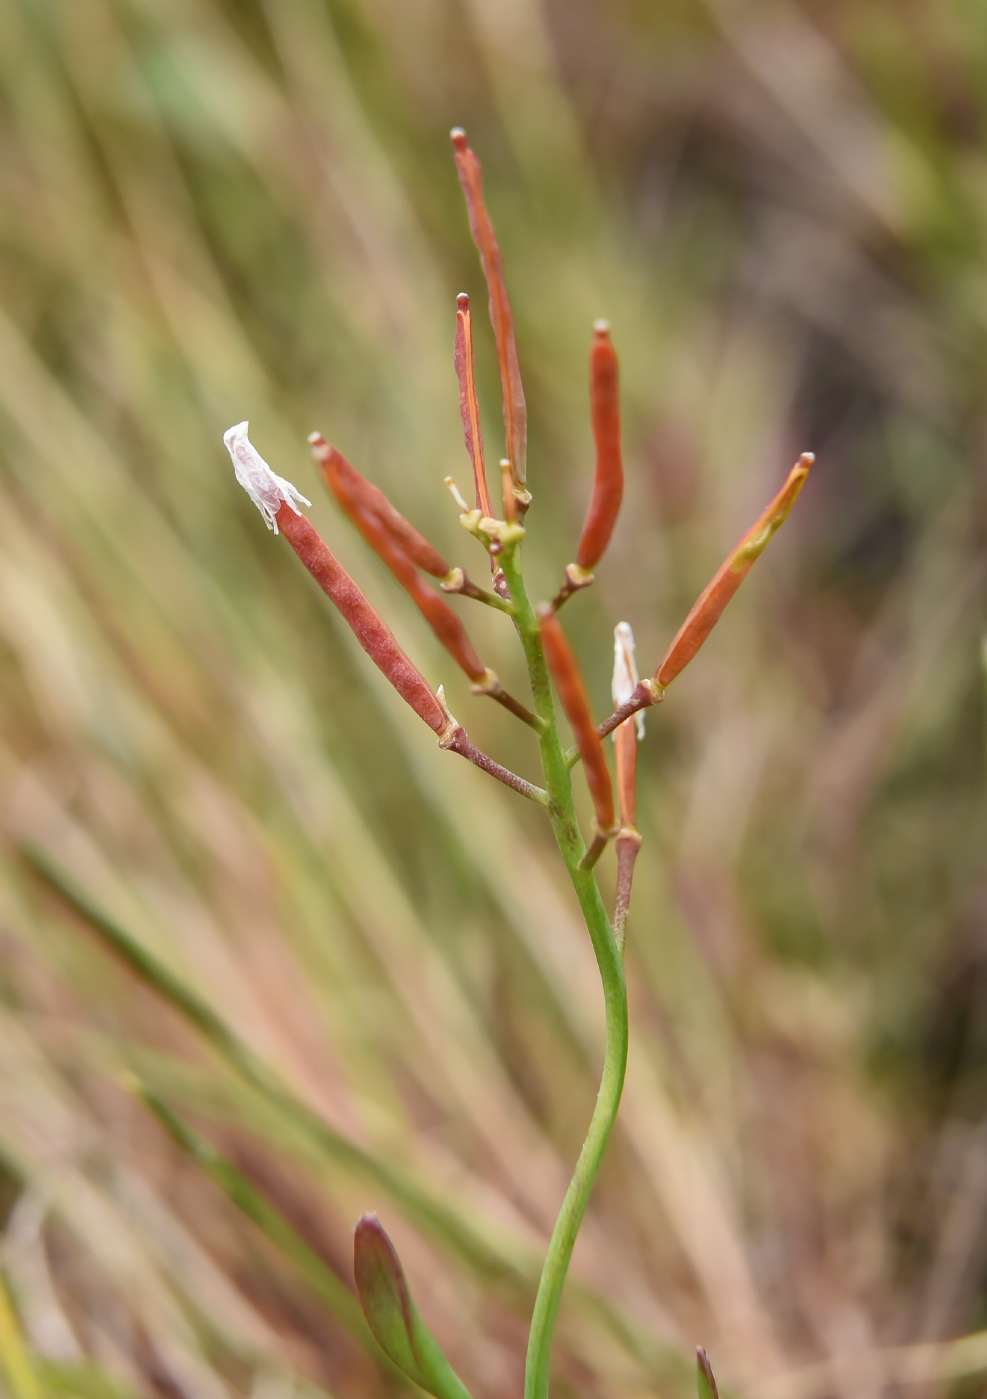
0,0,985,1396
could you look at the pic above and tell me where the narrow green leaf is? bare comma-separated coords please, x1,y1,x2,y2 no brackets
697,1346,719,1399
0,1275,41,1399
23,846,522,1287
354,1215,472,1399
35,1359,142,1399
130,1080,389,1363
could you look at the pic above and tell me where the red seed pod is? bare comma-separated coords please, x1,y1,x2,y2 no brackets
405,569,488,683
656,453,813,690
323,468,488,682
225,421,452,732
613,720,637,831
539,608,616,836
611,622,640,829
612,824,641,945
275,503,449,736
450,128,527,488
612,711,640,938
453,294,494,519
310,434,450,578
611,622,641,941
576,322,624,573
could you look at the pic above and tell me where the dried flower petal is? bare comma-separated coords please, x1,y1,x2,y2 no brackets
612,622,645,740
224,421,310,533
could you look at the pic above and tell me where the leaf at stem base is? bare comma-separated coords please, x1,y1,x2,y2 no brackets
354,1214,473,1399
697,1346,720,1399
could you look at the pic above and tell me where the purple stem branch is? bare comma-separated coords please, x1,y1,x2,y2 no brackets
595,680,662,740
442,727,548,805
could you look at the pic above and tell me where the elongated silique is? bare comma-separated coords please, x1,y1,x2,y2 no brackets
576,322,624,573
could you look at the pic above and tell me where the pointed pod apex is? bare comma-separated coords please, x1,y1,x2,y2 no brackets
697,1348,720,1399
224,421,311,534
450,127,468,151
457,292,470,312
593,319,611,336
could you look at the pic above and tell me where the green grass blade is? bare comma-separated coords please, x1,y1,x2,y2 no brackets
130,1080,399,1368
24,845,526,1288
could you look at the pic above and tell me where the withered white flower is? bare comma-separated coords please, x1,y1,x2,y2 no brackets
224,421,311,533
612,621,645,739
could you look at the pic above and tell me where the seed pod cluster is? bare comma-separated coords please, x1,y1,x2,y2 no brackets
226,132,815,959
225,130,818,1385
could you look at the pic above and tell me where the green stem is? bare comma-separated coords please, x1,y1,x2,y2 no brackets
499,547,629,1399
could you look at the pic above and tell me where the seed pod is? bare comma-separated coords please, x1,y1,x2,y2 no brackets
656,453,813,690
311,435,487,678
539,608,615,836
332,486,488,683
407,572,489,683
450,127,527,487
225,424,449,737
611,622,642,829
613,723,637,831
453,294,493,519
310,433,450,578
277,503,454,728
611,623,642,944
576,322,624,572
